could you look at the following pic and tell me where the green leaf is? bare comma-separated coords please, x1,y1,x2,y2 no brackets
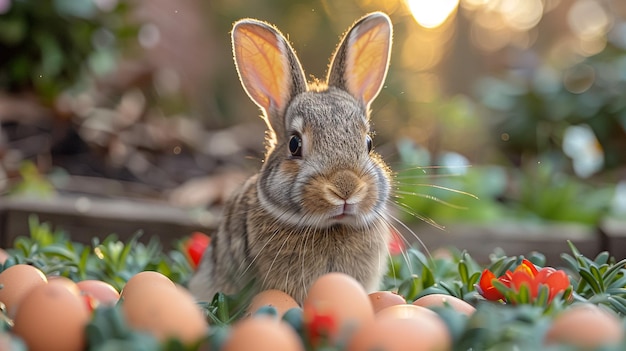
458,259,470,286
421,264,435,288
602,259,626,283
215,293,229,324
567,241,590,269
578,268,603,294
535,285,550,306
594,251,610,266
560,253,580,272
589,265,605,291
438,281,459,297
40,245,79,262
517,283,531,304
607,275,626,290
397,275,421,301
607,296,626,315
467,272,481,291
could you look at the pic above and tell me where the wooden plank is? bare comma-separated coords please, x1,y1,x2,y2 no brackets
599,218,626,260
0,196,216,248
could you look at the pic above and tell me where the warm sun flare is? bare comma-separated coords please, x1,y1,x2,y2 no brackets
405,0,460,28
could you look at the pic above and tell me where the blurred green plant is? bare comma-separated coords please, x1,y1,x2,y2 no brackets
8,161,56,198
0,0,136,104
3,216,193,292
475,43,626,175
395,143,615,226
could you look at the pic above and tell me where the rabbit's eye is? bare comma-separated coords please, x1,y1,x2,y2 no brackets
366,135,373,153
289,134,303,157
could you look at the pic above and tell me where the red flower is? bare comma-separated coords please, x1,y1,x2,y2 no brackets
388,228,406,255
303,303,338,347
477,269,504,301
184,232,211,269
477,259,570,304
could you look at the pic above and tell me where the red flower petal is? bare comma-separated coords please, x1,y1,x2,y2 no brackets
509,270,539,298
185,232,211,269
388,228,406,255
514,259,539,277
478,269,505,301
536,268,570,301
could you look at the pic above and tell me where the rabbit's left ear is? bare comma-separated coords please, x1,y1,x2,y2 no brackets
232,19,307,134
327,12,392,109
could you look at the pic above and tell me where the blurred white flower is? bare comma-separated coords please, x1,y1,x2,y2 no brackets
437,151,470,175
562,124,604,178
93,0,117,12
612,180,626,217
0,0,11,14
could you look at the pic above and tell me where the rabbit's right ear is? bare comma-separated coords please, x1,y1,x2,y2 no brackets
327,12,392,110
232,20,307,135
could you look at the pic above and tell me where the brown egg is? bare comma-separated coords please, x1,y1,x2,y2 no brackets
247,289,300,317
369,291,406,313
376,303,439,320
348,304,452,351
122,282,208,344
222,316,304,351
12,283,90,351
77,280,120,306
413,293,476,316
0,264,47,317
120,270,176,302
545,303,624,348
47,275,81,295
303,273,374,342
0,248,10,264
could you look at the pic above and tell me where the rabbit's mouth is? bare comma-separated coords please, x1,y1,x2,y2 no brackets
328,203,360,224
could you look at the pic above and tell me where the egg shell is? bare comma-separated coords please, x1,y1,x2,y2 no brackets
0,264,47,317
0,248,10,264
47,275,81,295
545,303,624,348
247,289,300,318
77,280,120,306
413,293,476,316
120,270,176,302
122,282,208,344
348,304,452,351
368,291,406,313
376,303,439,320
12,283,90,351
303,273,374,341
222,316,304,351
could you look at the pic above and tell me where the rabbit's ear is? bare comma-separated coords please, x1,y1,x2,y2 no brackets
232,20,306,132
327,12,392,109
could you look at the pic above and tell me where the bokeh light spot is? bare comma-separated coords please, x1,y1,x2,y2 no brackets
406,0,460,29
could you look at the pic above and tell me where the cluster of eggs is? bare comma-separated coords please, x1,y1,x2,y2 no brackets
0,265,623,351
0,265,208,351
237,272,624,351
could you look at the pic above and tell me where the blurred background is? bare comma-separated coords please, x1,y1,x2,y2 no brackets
1,0,626,241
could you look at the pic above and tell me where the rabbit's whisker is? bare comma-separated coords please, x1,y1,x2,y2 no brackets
393,183,479,200
394,191,469,210
390,200,445,231
237,228,280,281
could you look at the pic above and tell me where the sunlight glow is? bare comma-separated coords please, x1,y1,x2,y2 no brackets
406,0,460,29
499,0,543,31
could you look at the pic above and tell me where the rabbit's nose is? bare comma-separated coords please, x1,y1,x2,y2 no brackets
325,170,368,204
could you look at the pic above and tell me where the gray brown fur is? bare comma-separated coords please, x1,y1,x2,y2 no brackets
189,12,394,304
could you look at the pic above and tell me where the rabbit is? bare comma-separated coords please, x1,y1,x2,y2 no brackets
188,12,394,305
